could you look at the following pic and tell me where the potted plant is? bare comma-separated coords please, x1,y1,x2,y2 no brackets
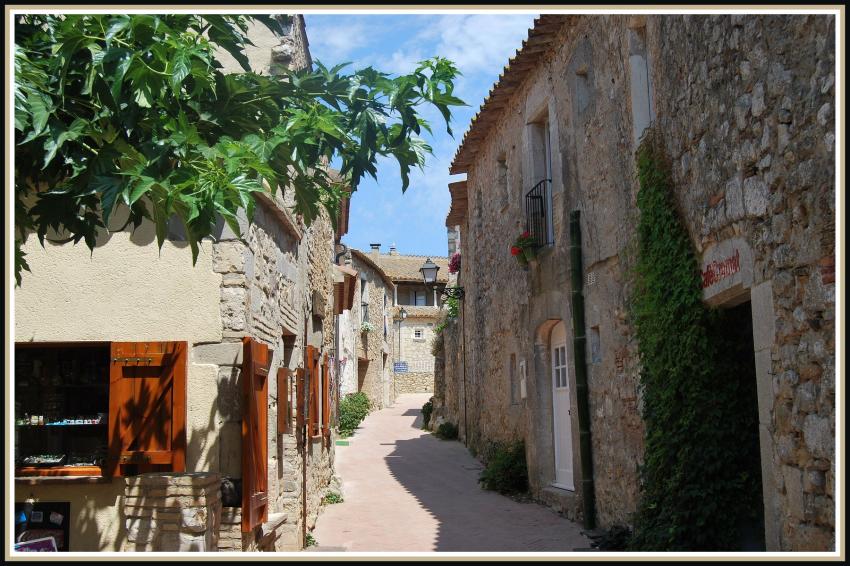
511,245,528,267
513,231,538,262
360,321,375,333
448,252,461,274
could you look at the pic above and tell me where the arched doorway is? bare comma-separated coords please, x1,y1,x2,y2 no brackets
550,321,574,490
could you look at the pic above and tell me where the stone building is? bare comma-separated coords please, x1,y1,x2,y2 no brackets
13,15,344,552
337,247,397,410
437,14,835,552
368,245,449,395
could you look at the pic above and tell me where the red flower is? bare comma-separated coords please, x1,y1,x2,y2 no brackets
510,246,522,256
520,231,530,239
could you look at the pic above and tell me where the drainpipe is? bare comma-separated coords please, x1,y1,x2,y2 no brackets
301,316,309,548
569,210,596,531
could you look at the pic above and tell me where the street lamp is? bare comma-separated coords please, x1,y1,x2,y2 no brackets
419,257,464,302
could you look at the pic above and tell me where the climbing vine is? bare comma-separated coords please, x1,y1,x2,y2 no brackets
628,130,763,551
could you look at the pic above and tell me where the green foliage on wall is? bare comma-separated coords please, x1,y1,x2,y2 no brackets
628,130,764,551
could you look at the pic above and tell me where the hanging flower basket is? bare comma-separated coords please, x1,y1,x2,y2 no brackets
511,246,528,266
511,231,537,266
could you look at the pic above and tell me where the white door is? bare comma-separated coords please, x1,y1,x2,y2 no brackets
551,322,574,490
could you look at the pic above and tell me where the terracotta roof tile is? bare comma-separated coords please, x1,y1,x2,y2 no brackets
353,250,450,284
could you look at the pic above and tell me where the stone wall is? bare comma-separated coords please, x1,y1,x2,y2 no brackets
122,473,222,552
394,371,434,394
646,14,836,551
440,13,835,550
350,255,395,409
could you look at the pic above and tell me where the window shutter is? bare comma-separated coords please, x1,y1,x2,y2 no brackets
295,368,306,431
108,342,187,477
242,338,271,532
321,354,330,437
308,346,322,437
277,367,291,435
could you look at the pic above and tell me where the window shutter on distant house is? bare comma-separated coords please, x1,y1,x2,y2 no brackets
108,342,187,477
241,338,271,532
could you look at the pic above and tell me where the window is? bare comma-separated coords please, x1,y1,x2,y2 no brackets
526,114,554,247
628,24,655,144
509,353,519,405
497,154,509,210
360,277,369,323
14,341,189,480
413,329,424,341
413,290,427,306
590,326,602,364
15,343,111,477
241,338,271,532
307,346,321,438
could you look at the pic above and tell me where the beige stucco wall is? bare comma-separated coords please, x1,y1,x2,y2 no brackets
14,223,223,551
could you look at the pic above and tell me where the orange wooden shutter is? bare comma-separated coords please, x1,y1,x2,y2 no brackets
295,368,306,431
242,338,271,532
277,367,291,435
108,341,187,477
321,354,330,437
307,346,320,437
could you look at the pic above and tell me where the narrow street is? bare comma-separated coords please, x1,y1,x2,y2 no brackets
312,393,589,552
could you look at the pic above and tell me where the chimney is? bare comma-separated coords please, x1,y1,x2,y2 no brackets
389,243,398,256
369,243,381,256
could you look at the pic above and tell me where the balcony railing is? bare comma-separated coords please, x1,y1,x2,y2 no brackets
525,179,551,248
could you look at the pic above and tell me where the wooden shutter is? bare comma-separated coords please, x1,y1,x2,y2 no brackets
242,338,271,532
306,346,321,437
277,367,291,435
108,342,187,477
295,368,306,431
321,354,330,437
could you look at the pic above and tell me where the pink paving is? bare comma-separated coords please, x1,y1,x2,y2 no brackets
312,393,590,552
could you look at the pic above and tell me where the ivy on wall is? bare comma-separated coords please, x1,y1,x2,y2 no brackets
628,130,763,551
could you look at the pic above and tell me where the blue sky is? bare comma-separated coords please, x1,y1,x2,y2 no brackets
304,13,538,258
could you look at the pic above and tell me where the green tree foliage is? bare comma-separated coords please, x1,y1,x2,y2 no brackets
13,14,465,284
628,130,763,550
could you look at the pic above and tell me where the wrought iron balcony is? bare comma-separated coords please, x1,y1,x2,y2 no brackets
525,179,551,248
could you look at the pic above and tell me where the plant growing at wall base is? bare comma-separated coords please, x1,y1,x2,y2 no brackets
627,129,763,551
305,533,317,547
434,421,458,440
478,440,528,495
421,396,434,429
322,491,344,505
337,392,370,437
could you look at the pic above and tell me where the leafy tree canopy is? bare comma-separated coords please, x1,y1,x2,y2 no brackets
13,14,465,284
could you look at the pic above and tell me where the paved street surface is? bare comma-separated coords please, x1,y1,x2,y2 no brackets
312,393,590,552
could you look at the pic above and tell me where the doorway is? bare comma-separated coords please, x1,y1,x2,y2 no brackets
550,321,574,491
712,300,765,550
